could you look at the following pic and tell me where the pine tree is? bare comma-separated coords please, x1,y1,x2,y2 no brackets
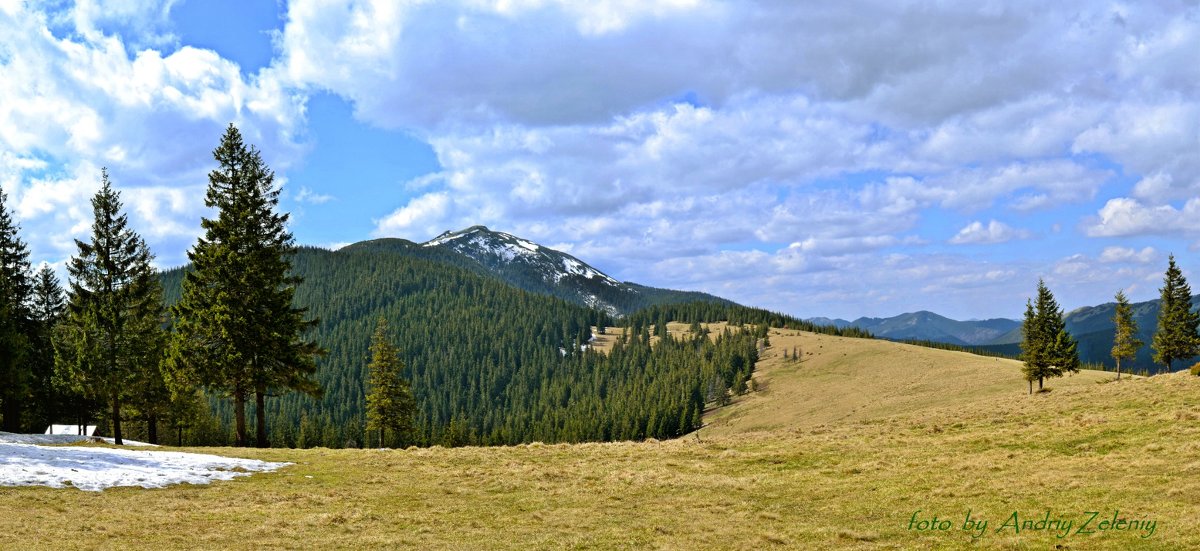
1110,290,1142,380
1020,279,1079,393
365,317,416,448
1151,254,1199,373
169,124,323,447
54,170,162,445
0,188,31,432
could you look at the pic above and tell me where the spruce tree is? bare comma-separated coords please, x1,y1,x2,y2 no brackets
1020,299,1038,395
124,305,169,444
29,265,66,431
1110,289,1142,380
169,124,323,447
365,317,416,447
55,170,162,445
1020,279,1080,393
0,188,31,432
1151,254,1199,372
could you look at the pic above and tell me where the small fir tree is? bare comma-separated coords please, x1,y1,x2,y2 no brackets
1020,279,1080,393
365,317,416,448
1110,290,1142,380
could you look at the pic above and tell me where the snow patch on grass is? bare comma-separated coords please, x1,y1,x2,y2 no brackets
0,438,289,491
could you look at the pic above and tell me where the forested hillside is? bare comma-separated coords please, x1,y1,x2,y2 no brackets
340,226,734,316
160,244,759,447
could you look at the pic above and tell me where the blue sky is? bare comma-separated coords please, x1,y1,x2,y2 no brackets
2,1,1199,320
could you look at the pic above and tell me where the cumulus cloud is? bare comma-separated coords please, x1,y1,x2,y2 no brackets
1084,197,1200,237
6,0,1200,319
949,220,1031,245
373,192,452,238
1098,246,1157,264
0,2,305,265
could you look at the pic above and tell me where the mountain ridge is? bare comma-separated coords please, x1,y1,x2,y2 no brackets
341,225,733,316
812,294,1200,371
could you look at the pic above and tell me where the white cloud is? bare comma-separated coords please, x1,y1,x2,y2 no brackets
1084,197,1200,237
373,192,451,238
5,0,1200,320
0,2,306,265
949,220,1031,245
295,186,334,204
1098,246,1157,264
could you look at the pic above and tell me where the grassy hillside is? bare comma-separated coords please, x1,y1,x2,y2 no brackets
702,327,1114,436
5,331,1195,548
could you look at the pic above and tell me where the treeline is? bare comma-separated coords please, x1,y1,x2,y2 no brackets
1018,255,1200,392
161,246,761,447
892,339,1016,359
0,125,815,449
623,302,874,339
0,126,327,446
0,199,78,434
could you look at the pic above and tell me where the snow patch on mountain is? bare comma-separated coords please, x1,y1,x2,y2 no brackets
425,226,620,288
560,256,619,286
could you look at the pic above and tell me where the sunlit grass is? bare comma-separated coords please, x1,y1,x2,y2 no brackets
0,332,1191,549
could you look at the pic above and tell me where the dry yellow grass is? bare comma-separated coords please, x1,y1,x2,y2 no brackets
590,322,734,354
1,331,1190,550
701,328,1116,436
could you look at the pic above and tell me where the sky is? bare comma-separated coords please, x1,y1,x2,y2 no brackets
2,1,1199,321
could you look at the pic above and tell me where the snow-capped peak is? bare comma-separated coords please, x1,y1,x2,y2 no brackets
422,226,622,290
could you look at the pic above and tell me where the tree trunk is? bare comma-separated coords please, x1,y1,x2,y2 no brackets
147,414,158,445
178,425,183,446
1116,358,1121,380
255,387,268,448
1,390,20,433
1028,379,1032,395
111,392,123,446
234,388,247,447
1038,377,1044,391
379,428,385,449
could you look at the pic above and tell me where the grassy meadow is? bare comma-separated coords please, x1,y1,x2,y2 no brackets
2,328,1195,549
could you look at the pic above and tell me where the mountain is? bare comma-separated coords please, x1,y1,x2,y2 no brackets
805,317,851,329
807,311,1019,346
340,226,733,316
158,228,759,447
811,293,1200,373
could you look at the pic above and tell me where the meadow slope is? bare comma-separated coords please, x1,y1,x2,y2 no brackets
701,327,1115,436
1,330,1194,550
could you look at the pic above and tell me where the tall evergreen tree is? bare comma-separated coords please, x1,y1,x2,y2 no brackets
365,317,416,448
28,265,67,430
1151,254,1199,372
1020,279,1080,393
1110,289,1142,380
169,124,323,447
0,188,31,432
54,170,162,445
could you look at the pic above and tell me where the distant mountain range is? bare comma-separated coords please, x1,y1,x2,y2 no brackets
811,295,1200,372
807,311,1019,346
